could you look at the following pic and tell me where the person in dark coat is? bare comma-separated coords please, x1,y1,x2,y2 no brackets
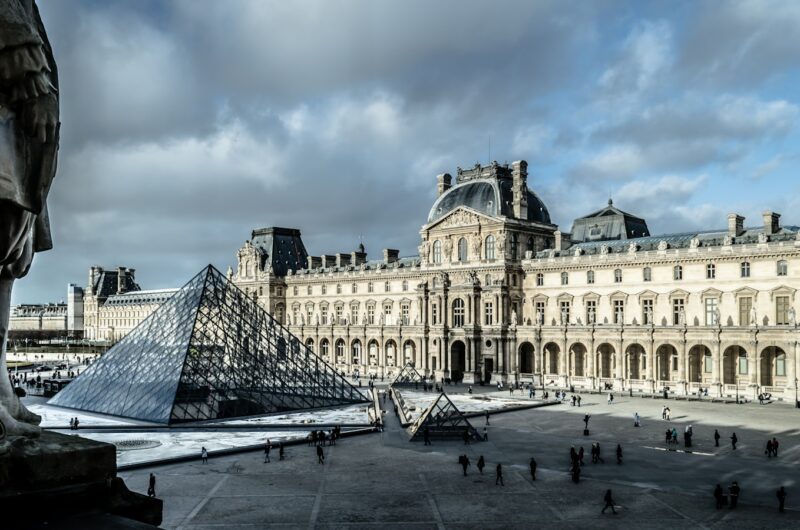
477,455,485,474
423,427,431,446
495,463,504,486
601,489,617,514
714,429,720,447
729,481,740,508
529,457,537,481
147,473,156,497
714,484,724,509
316,444,324,464
616,444,623,464
459,454,470,476
777,486,787,513
731,432,738,450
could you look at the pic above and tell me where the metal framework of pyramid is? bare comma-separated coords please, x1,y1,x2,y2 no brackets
50,265,369,424
409,392,481,442
391,363,425,386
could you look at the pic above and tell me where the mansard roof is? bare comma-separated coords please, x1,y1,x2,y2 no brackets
570,199,650,243
249,227,309,276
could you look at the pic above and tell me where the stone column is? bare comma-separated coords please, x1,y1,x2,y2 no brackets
646,338,655,393
677,339,687,395
712,339,722,396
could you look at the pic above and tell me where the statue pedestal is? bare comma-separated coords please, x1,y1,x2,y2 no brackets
462,372,477,384
0,431,162,527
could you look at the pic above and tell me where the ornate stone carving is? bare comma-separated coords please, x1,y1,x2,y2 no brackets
627,242,638,254
418,240,429,262
723,235,733,246
600,244,609,255
443,237,453,261
658,240,669,251
689,237,700,249
573,247,583,257
0,0,60,438
437,208,481,228
758,232,768,243
471,234,481,258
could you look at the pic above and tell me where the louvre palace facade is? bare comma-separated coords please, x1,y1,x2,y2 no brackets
84,160,800,401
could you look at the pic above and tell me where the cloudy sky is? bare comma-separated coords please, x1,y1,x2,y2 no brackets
13,0,800,303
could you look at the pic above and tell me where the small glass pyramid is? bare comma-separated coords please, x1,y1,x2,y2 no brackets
408,392,481,441
50,265,369,423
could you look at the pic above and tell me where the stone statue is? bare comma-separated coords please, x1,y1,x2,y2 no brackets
471,234,481,258
573,247,582,257
713,307,720,326
600,244,609,255
689,237,700,249
561,309,567,325
723,235,733,246
658,240,668,251
750,307,757,326
535,309,542,325
627,242,637,254
758,232,768,244
418,240,429,262
646,308,654,326
789,306,796,326
678,308,686,325
511,309,517,326
443,237,453,261
0,0,59,438
467,270,478,285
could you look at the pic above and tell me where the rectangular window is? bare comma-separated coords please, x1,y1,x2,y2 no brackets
586,300,596,324
642,299,654,324
401,304,410,325
431,303,438,325
613,300,624,324
560,301,571,323
777,356,786,376
704,354,712,373
614,269,623,283
293,286,299,296
368,306,375,325
321,306,328,325
705,298,718,326
739,297,752,326
307,285,312,295
587,270,595,284
321,285,327,295
740,262,750,278
485,302,493,325
335,306,343,324
739,355,748,375
385,281,390,292
776,295,790,325
384,305,392,318
706,263,716,279
672,298,685,325
561,272,568,286
306,306,313,323
536,301,545,324
643,267,652,282
672,356,678,371
368,282,374,293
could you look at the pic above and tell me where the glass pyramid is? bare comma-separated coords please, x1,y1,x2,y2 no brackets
408,392,481,442
391,362,425,386
50,265,369,424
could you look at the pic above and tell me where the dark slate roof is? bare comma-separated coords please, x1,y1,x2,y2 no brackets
427,178,551,225
536,225,800,258
104,289,178,307
570,199,650,243
295,256,421,275
93,271,140,298
250,227,309,277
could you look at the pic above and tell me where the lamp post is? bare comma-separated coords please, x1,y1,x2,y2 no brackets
795,377,798,409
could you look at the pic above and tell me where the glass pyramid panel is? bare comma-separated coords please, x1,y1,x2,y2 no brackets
391,363,425,386
50,265,369,424
409,392,481,442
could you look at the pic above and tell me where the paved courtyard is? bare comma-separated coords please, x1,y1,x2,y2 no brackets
119,388,800,529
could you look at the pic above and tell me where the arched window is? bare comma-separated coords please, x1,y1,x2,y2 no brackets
643,267,652,282
432,240,442,264
335,339,345,360
336,283,342,294
351,283,357,293
402,280,409,291
614,269,623,283
485,235,496,260
527,236,534,252
320,339,330,360
673,265,682,281
536,273,544,286
368,282,374,293
738,351,748,374
561,272,568,285
452,298,465,327
352,340,362,364
587,270,595,284
776,352,786,376
458,238,468,262
777,260,788,276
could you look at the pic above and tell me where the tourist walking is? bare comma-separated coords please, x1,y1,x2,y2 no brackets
485,411,490,425
147,473,156,497
463,428,471,445
601,489,617,514
729,481,740,508
571,461,581,483
577,395,581,407
616,444,623,465
634,412,640,427
578,446,585,466
459,454,471,476
264,440,271,463
477,455,485,474
495,463,504,486
607,393,613,405
483,427,488,441
731,432,738,450
777,486,787,513
423,427,431,446
714,429,720,447
201,446,208,464
661,406,666,420
665,407,671,420
529,457,537,481
316,444,324,464
766,439,774,457
714,484,724,509
583,414,590,429
279,443,285,460
773,437,780,456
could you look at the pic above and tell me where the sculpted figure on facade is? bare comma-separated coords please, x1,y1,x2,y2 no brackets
600,244,609,255
713,307,721,326
789,306,796,326
511,309,517,327
573,247,582,257
658,240,669,251
418,240,429,263
535,309,542,325
750,307,757,326
627,242,637,254
0,0,60,438
443,237,453,262
689,237,700,249
758,232,768,244
678,307,686,325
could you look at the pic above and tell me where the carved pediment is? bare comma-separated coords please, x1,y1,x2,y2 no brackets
426,206,493,230
770,285,797,301
668,288,690,300
701,287,723,299
608,290,628,301
733,286,758,300
636,289,658,300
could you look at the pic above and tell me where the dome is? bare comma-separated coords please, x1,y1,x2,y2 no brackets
427,178,551,225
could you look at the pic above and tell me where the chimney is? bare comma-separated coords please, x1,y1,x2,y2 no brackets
511,160,528,220
116,267,126,294
320,255,336,269
383,248,399,264
728,214,745,237
307,256,322,269
128,268,136,280
336,253,352,267
351,249,367,266
88,266,99,294
554,230,571,251
436,173,452,196
762,211,781,236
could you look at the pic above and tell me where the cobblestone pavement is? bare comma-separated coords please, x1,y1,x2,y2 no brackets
119,389,800,529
